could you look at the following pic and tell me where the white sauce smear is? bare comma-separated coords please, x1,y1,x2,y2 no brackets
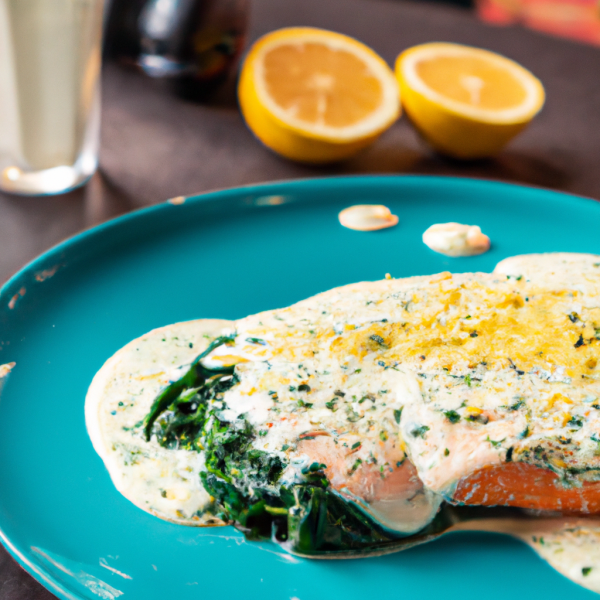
423,222,490,257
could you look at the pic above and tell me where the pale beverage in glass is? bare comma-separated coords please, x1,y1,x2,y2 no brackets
0,0,104,195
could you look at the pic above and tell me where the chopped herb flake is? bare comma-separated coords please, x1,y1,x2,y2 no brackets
487,436,505,448
370,334,388,349
348,458,363,475
411,425,430,439
444,410,461,424
569,416,584,428
297,400,313,409
394,408,402,424
302,462,326,474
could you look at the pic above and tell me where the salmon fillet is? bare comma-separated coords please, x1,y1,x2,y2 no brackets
210,252,600,518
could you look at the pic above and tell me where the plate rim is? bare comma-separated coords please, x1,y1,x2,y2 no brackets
1,173,599,600
2,174,597,301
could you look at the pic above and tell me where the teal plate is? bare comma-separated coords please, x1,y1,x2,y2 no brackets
1,176,599,600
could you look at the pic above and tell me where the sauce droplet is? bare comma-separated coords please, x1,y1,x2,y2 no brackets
423,222,490,257
339,205,399,231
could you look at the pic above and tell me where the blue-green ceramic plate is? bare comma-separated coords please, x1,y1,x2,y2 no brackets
1,176,599,600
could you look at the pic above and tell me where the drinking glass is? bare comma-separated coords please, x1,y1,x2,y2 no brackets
0,0,104,196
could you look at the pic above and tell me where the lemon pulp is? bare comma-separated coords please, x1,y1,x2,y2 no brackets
415,55,528,111
262,42,384,128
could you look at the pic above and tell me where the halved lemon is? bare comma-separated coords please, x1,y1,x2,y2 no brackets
238,27,400,163
395,43,545,159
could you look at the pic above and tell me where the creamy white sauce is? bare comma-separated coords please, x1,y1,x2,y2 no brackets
85,319,233,525
495,253,600,289
530,525,600,594
338,204,398,231
423,222,490,257
0,362,15,378
0,362,14,395
400,372,529,494
453,515,600,594
348,488,442,536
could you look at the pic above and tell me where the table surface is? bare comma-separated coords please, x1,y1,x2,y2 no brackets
1,0,600,597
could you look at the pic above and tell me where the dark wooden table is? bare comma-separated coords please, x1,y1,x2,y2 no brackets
1,0,600,597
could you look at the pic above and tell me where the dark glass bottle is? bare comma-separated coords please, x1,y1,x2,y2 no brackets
103,0,248,100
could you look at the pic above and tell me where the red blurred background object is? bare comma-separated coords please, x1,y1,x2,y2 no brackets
477,0,600,45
